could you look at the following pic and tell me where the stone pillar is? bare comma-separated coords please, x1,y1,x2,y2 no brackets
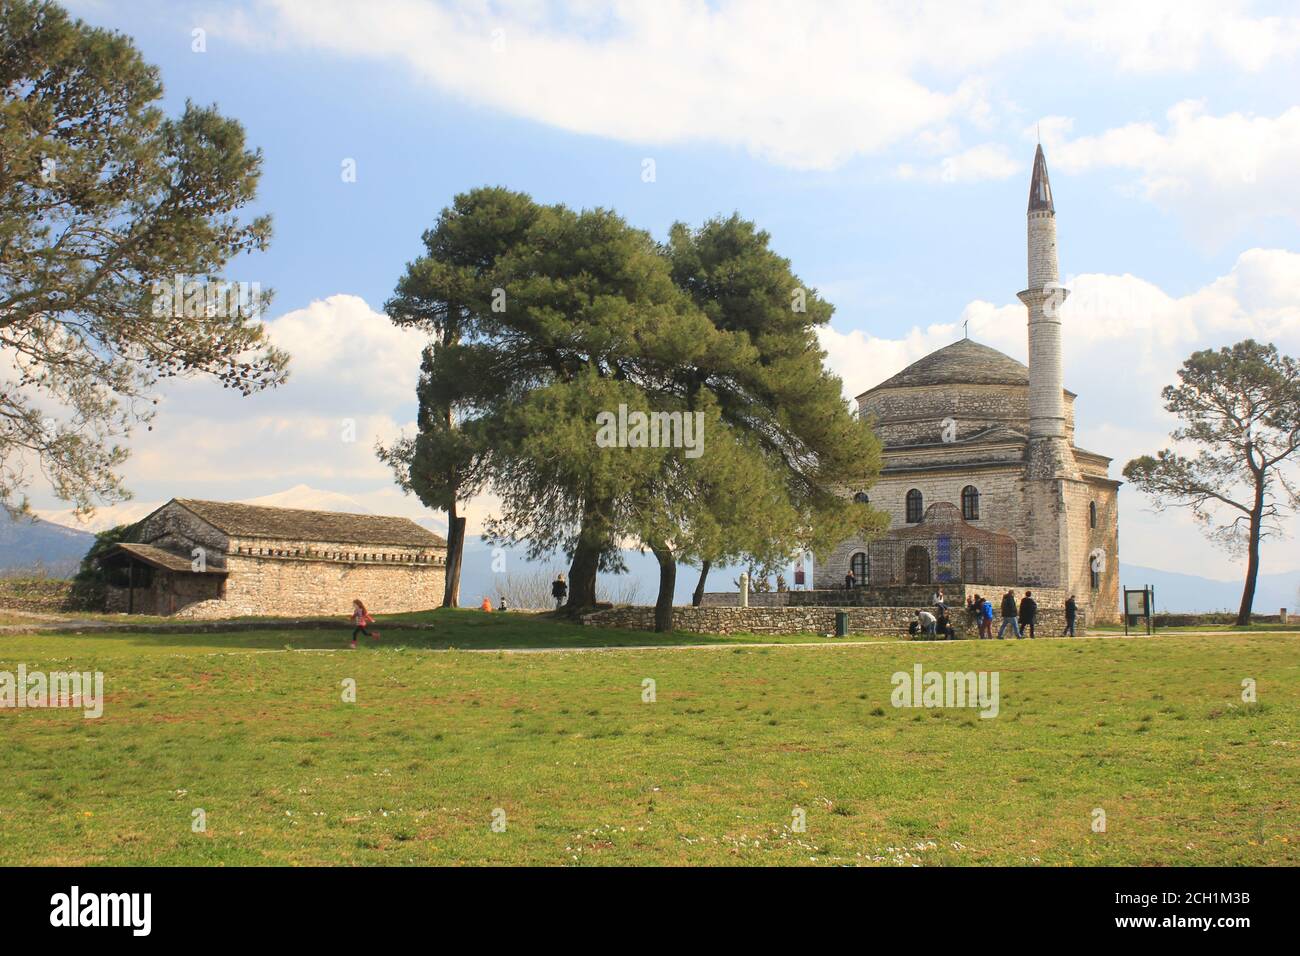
739,572,749,608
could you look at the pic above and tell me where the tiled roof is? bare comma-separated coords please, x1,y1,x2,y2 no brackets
173,499,447,548
864,339,1030,392
103,542,228,574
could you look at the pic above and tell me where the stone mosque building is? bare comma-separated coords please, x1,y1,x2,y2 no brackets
817,145,1121,623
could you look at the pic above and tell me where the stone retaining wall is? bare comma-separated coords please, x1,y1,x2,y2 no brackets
713,583,1070,612
582,604,1086,638
697,591,790,607
0,578,97,612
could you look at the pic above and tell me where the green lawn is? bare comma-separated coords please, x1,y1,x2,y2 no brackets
1,610,1296,865
1093,623,1300,634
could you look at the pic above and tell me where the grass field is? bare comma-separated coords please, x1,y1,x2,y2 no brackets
1,610,1296,865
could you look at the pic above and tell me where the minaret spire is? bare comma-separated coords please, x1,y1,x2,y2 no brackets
1028,143,1054,213
1017,144,1077,479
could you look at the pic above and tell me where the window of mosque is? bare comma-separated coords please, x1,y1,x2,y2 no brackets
961,485,980,521
1089,501,1097,528
850,552,868,584
905,489,923,523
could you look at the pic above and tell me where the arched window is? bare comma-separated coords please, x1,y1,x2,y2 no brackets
1089,501,1098,528
961,485,980,521
850,552,868,584
905,489,923,523
1089,548,1104,590
853,492,870,505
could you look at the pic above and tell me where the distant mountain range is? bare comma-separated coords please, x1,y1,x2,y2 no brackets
12,486,1300,613
0,509,95,576
1119,563,1299,616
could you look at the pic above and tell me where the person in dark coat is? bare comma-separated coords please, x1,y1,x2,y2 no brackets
1018,591,1038,639
844,570,856,589
551,573,567,610
1063,595,1077,637
936,608,956,640
997,590,1021,639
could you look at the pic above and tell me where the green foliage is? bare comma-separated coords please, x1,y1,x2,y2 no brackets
378,188,542,604
383,193,885,622
1,0,286,515
66,521,138,605
665,214,886,563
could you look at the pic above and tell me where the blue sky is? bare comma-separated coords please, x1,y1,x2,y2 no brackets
34,0,1300,590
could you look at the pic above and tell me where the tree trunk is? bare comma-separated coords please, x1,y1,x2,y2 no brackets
691,560,711,607
1235,482,1266,626
650,542,676,633
565,498,607,611
438,359,464,608
566,543,600,611
442,508,466,608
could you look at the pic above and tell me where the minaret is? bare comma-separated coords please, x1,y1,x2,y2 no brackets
1017,144,1077,479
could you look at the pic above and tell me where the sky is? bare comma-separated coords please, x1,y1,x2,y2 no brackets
26,0,1300,589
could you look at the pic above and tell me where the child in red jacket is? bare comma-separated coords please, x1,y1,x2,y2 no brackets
350,599,379,648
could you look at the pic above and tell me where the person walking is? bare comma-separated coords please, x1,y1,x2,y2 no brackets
1019,591,1038,639
1063,595,1077,637
997,590,1021,639
915,608,937,637
551,573,567,610
350,599,379,649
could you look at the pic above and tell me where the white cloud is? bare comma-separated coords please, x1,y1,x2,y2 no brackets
1043,101,1300,236
207,0,1300,172
819,247,1300,576
896,143,1021,184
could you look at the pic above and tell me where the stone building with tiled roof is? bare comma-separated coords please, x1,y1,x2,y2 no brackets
100,499,447,617
818,146,1120,623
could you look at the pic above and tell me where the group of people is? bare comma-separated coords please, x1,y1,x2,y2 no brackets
962,589,1078,638
911,587,1080,639
912,588,958,639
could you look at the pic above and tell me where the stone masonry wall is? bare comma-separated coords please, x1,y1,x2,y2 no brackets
697,591,790,607
135,501,231,567
787,583,1068,609
815,467,1025,589
1065,477,1121,624
583,603,1082,638
212,553,445,618
106,573,224,615
860,384,1076,446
